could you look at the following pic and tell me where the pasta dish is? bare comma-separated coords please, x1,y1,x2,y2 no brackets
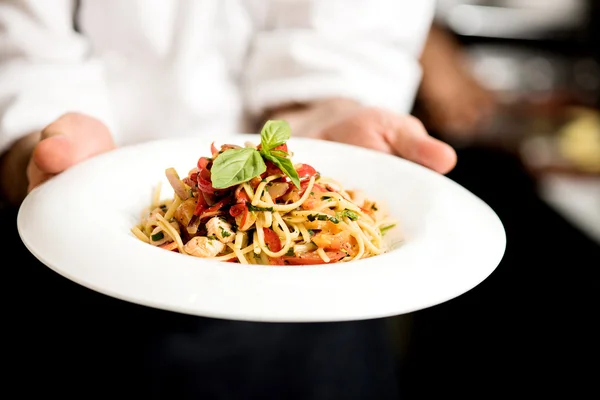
131,120,397,265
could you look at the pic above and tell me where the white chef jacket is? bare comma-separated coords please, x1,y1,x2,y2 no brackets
0,0,435,154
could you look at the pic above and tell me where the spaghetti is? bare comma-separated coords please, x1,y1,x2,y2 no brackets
132,120,397,265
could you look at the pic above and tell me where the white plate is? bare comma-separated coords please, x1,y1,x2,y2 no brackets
17,134,506,322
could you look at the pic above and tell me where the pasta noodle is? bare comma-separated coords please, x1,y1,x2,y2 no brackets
131,121,398,265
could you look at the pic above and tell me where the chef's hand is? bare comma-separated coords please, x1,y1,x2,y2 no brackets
27,112,115,192
266,99,457,175
0,112,115,206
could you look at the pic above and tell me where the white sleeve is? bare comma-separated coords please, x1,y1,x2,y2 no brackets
0,0,115,154
242,0,435,117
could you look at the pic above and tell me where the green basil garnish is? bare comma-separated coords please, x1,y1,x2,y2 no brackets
151,232,164,241
261,152,300,189
260,120,291,151
247,203,274,212
219,226,231,238
380,224,396,236
340,209,359,221
209,120,300,189
210,147,266,189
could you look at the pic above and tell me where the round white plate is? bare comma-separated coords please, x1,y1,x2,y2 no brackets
17,134,506,322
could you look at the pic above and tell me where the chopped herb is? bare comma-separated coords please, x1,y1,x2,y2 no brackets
151,232,164,241
285,248,295,256
247,203,274,212
207,235,217,240
371,203,378,211
380,224,396,236
340,209,359,221
307,213,339,224
220,226,231,238
310,191,315,195
307,229,315,236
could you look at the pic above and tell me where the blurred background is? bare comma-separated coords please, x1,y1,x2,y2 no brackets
428,0,599,241
397,0,600,398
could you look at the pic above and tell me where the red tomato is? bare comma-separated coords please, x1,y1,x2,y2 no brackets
197,167,216,193
210,142,218,157
257,143,288,153
264,160,283,177
229,203,249,229
295,164,317,179
234,186,251,203
262,227,282,252
283,251,346,265
262,227,284,265
203,198,231,214
229,203,247,218
197,157,210,170
193,193,209,216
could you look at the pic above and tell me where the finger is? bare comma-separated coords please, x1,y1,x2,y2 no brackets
384,116,457,174
321,119,394,154
33,113,115,175
32,134,74,174
26,158,55,192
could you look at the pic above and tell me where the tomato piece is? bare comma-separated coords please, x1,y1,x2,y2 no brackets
311,230,351,250
229,203,246,218
273,143,288,153
300,184,329,210
210,142,219,157
248,176,262,189
235,185,251,203
283,251,346,265
257,143,288,153
269,257,285,266
197,157,210,170
193,193,209,216
262,227,282,253
196,167,214,193
203,198,231,215
263,160,283,177
295,164,317,179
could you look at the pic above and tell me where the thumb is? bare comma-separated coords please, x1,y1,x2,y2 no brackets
385,116,457,175
32,112,115,174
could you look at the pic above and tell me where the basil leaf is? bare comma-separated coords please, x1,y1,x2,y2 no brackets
270,150,289,158
262,153,301,189
210,148,266,189
261,120,291,151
